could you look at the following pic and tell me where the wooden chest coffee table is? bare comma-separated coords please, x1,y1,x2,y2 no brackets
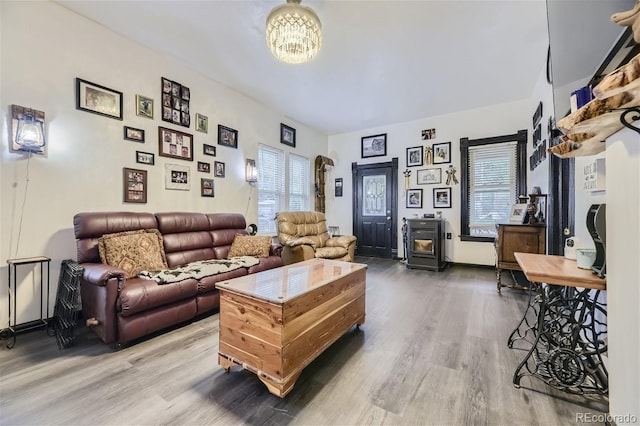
216,258,367,397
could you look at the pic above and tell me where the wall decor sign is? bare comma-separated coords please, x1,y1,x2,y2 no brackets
201,178,215,197
335,178,343,197
203,144,216,156
417,168,442,185
280,123,296,147
158,126,193,161
123,167,147,203
432,142,451,164
218,125,238,149
433,187,452,208
421,128,436,140
123,126,145,142
406,146,423,167
136,94,154,119
197,161,210,173
361,133,387,158
161,77,190,128
214,161,226,178
532,101,543,128
76,78,123,120
136,151,154,165
196,113,208,133
165,163,191,190
406,189,423,208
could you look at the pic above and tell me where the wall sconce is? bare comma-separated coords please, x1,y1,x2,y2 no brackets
245,159,258,183
11,105,46,154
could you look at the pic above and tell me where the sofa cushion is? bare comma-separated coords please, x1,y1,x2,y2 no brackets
227,235,272,258
98,229,168,278
314,246,348,259
118,277,198,317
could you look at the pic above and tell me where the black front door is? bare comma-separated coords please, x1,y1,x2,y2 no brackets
352,159,398,258
548,134,575,255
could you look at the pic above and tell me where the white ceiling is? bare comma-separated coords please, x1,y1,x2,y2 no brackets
55,0,549,136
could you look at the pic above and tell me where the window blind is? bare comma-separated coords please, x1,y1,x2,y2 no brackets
258,144,285,235
288,153,310,211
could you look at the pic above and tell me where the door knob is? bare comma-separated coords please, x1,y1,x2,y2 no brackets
387,216,391,220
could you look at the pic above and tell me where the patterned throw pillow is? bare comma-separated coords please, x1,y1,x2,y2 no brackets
98,229,168,278
227,235,272,258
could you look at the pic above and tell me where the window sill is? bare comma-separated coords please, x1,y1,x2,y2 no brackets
460,235,496,243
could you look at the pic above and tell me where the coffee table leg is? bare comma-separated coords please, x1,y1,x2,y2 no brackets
218,354,234,373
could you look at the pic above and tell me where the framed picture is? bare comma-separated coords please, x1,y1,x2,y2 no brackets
165,163,190,190
509,203,529,223
281,123,296,147
136,95,154,119
201,178,215,197
158,126,193,161
406,189,423,208
197,161,210,173
417,168,441,185
161,77,190,128
421,128,436,140
123,126,145,142
406,146,423,167
203,144,216,156
218,125,238,149
76,78,123,120
214,161,225,178
432,142,451,164
136,151,154,165
123,168,147,203
196,113,208,133
433,187,452,208
361,133,387,158
335,177,343,197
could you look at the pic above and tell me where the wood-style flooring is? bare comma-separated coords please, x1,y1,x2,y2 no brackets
0,257,609,425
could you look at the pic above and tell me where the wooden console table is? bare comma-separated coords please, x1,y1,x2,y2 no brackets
510,253,607,395
495,224,546,293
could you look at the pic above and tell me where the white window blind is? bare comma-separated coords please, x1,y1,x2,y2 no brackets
468,141,517,237
288,154,310,211
258,144,284,235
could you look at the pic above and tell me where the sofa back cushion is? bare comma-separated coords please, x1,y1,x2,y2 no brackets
156,212,214,268
207,213,248,259
275,211,330,248
98,229,168,278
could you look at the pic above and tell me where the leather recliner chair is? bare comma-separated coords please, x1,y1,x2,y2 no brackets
275,211,357,265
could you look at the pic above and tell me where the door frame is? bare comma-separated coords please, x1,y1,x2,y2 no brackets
351,158,399,258
547,134,575,255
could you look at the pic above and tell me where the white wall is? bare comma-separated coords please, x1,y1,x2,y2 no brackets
0,1,326,325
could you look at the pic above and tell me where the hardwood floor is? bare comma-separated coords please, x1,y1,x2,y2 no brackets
0,257,608,425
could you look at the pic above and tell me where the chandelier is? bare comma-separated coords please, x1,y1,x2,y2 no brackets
266,0,322,64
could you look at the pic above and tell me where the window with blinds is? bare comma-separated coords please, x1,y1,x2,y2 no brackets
288,153,310,211
258,144,285,235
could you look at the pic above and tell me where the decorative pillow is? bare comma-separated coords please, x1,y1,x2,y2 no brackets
98,229,168,278
227,235,272,258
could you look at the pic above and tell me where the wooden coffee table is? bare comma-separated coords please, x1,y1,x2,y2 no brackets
216,258,367,397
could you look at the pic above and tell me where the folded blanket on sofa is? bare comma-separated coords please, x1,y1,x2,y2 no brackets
139,256,260,284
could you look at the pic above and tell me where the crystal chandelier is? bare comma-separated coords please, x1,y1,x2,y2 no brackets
266,0,322,64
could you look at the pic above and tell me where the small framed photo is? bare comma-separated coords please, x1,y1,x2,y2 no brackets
165,163,190,190
76,78,123,120
196,113,208,133
136,151,155,165
406,189,423,208
201,178,215,197
158,126,193,161
123,167,147,203
433,187,452,209
433,142,451,164
406,146,423,167
214,161,225,178
197,161,210,173
281,123,296,147
136,95,154,119
203,144,216,156
218,125,238,149
124,126,145,142
361,133,387,158
417,168,441,185
509,203,529,223
421,128,436,140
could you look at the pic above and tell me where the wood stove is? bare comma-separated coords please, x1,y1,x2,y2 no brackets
406,218,446,271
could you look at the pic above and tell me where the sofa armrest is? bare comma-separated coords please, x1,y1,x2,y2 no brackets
284,237,317,248
81,263,125,287
270,243,283,257
325,235,357,249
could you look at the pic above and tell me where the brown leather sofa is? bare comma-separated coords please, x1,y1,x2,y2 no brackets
73,211,283,345
275,211,356,264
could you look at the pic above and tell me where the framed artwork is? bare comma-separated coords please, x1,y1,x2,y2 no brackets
123,168,147,203
417,168,441,185
197,161,210,173
136,151,154,165
161,77,190,128
164,163,190,190
406,189,423,208
509,203,529,223
196,113,208,133
201,178,215,197
433,187,452,208
136,95,154,119
406,146,423,167
421,128,436,140
432,142,451,164
214,161,225,178
361,133,387,158
335,178,343,197
281,123,296,147
218,125,238,148
158,126,193,161
76,78,123,120
203,144,216,156
123,126,145,142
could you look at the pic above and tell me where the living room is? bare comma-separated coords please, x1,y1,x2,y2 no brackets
1,1,639,424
